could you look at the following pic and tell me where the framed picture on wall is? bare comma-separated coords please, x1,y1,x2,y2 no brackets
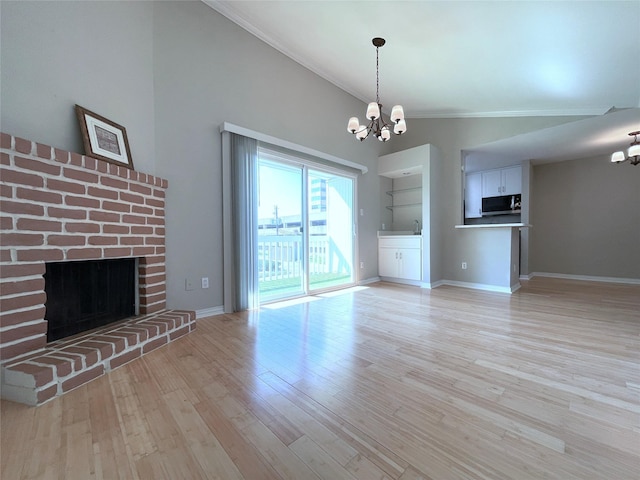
75,105,134,169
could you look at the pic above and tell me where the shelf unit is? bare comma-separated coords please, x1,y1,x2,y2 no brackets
385,187,422,210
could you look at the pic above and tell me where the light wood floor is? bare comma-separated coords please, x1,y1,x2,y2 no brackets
2,278,639,479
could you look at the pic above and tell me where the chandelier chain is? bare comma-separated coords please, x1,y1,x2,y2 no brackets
376,45,380,104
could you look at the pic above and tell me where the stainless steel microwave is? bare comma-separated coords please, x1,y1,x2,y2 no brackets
482,194,521,216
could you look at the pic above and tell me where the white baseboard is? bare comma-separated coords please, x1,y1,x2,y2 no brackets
359,276,380,286
419,280,446,289
440,280,517,294
378,276,422,287
196,306,224,319
529,272,640,285
371,277,516,293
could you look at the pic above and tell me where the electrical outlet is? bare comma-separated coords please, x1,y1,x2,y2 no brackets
201,277,209,289
360,262,364,269
185,278,194,291
461,262,467,270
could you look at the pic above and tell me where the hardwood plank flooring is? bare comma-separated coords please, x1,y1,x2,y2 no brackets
2,278,639,479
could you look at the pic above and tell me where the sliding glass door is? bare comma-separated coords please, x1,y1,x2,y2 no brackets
258,150,355,303
257,159,305,301
307,169,354,292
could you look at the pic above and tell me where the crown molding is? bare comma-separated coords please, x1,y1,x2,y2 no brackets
406,107,609,119
203,0,366,103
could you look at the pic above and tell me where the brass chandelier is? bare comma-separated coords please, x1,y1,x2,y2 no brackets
347,38,406,142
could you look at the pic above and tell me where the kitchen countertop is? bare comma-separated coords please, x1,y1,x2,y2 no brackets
377,230,422,237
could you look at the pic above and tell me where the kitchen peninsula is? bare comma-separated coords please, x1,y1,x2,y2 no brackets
454,223,530,293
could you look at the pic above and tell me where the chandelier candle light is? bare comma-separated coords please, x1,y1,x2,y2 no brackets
347,37,406,142
611,131,640,166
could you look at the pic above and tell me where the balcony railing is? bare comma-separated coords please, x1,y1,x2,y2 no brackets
257,234,352,297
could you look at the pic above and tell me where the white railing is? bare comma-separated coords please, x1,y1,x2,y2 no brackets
258,235,332,282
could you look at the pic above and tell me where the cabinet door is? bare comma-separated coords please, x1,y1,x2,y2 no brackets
465,172,482,218
502,166,522,195
397,248,421,280
482,170,502,198
378,247,398,277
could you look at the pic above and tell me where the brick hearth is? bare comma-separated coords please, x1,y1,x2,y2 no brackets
0,132,195,405
2,309,194,405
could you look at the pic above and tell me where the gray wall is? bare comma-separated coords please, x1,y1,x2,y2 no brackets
1,1,157,175
428,145,443,284
151,2,381,309
1,1,382,311
530,154,640,279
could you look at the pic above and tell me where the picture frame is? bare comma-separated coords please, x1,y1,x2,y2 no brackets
75,105,134,169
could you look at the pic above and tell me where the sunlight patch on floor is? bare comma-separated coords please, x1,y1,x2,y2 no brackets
262,286,369,309
262,296,321,309
317,286,369,298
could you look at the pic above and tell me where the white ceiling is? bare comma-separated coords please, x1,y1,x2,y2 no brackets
464,107,640,171
205,0,640,163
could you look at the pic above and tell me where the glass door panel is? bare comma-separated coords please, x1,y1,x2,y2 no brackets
257,159,305,302
308,169,355,292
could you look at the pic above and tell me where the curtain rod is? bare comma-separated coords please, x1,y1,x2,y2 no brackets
220,122,368,174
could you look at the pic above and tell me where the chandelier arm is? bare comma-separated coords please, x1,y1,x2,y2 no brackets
356,120,375,141
368,120,375,136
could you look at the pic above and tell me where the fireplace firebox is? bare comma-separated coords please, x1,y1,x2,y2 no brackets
45,258,137,342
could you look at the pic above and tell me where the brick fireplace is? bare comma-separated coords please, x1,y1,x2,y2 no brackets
0,132,195,405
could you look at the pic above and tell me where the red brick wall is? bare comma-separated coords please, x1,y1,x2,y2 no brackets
0,132,168,362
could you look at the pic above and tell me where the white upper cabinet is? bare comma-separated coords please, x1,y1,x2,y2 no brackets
482,169,502,197
481,165,521,198
501,166,522,196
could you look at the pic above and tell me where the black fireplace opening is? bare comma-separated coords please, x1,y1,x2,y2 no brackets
44,258,137,342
